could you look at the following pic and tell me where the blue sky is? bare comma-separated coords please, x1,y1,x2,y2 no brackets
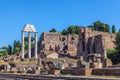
0,0,120,47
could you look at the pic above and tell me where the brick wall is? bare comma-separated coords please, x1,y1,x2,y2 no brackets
39,32,78,58
61,68,92,76
78,27,116,60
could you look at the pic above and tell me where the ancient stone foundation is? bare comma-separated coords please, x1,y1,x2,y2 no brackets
61,68,92,76
92,68,120,76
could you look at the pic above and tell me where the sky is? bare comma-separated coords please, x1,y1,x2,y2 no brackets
0,0,120,47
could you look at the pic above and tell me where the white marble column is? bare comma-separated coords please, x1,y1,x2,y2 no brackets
35,32,38,58
21,31,24,59
28,32,31,58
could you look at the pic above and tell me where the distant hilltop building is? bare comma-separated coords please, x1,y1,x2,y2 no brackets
77,27,116,60
38,32,78,58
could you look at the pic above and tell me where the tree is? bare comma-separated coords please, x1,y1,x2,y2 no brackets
2,45,12,55
25,43,28,51
87,25,94,30
115,32,120,53
0,47,8,56
13,47,20,53
31,37,35,43
61,29,67,35
24,37,35,43
13,40,17,49
13,40,21,49
0,50,7,57
107,49,117,64
24,37,28,43
93,21,110,32
13,40,21,53
8,45,12,55
2,46,8,51
110,31,120,64
67,25,79,34
112,25,116,33
49,28,57,32
74,26,79,34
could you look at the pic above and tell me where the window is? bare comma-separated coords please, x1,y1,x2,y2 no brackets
62,37,66,42
71,37,75,40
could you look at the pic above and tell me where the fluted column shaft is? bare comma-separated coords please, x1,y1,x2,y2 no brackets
21,31,24,59
35,32,38,58
28,32,31,58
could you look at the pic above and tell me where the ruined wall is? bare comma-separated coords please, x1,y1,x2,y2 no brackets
92,68,120,76
38,32,78,58
78,27,116,60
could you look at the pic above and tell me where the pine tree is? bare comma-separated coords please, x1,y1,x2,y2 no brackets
8,45,12,54
49,28,57,32
112,25,116,33
93,20,110,32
